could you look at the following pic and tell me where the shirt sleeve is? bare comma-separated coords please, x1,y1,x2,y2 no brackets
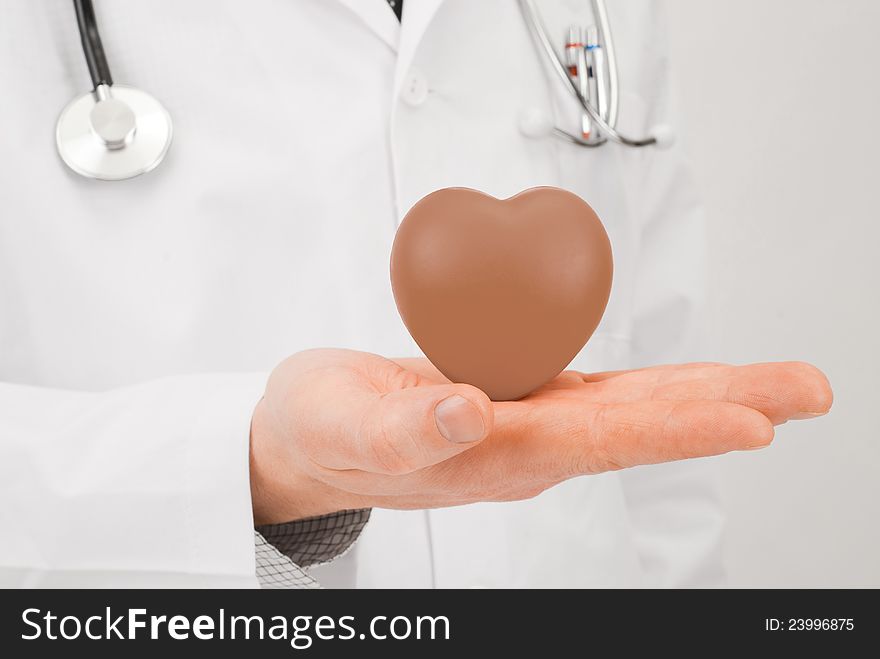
254,509,372,589
0,373,267,587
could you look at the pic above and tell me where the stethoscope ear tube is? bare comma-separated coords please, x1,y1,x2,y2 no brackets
518,0,660,148
73,0,112,89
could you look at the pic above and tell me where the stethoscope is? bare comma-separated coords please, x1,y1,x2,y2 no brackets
56,0,172,181
517,0,674,149
55,0,669,182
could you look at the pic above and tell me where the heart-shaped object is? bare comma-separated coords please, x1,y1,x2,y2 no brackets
391,187,613,401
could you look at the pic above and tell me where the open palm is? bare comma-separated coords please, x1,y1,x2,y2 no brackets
252,350,832,522
380,357,832,507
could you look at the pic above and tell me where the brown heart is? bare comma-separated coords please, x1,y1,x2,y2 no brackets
390,187,613,401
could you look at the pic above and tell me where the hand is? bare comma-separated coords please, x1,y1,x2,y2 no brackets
249,349,832,524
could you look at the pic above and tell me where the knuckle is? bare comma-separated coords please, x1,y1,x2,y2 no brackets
369,360,423,392
370,439,411,475
573,445,623,475
390,367,423,390
573,406,624,474
368,429,417,475
740,388,782,410
661,401,701,458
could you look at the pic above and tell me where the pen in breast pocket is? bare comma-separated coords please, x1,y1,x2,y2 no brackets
566,26,592,140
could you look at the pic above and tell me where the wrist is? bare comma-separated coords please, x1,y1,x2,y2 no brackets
248,398,347,525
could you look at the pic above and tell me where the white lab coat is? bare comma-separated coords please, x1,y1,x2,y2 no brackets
0,0,723,588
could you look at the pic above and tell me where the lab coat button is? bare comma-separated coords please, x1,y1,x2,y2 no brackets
400,68,429,106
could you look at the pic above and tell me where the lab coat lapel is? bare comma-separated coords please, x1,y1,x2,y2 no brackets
335,0,401,52
393,0,445,99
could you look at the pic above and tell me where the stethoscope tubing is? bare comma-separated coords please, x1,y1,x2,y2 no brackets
73,0,112,89
59,0,173,180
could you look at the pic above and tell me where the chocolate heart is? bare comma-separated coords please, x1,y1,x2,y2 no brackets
390,187,613,401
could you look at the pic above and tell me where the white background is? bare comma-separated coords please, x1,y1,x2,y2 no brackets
666,0,879,586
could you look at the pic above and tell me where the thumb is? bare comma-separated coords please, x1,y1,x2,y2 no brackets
340,383,494,475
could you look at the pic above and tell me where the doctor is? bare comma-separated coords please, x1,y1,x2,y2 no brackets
0,0,831,588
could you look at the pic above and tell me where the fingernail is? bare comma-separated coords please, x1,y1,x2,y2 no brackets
435,395,485,444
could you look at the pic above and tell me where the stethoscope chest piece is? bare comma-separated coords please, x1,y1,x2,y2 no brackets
56,83,172,181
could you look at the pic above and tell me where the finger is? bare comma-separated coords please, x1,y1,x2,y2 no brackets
315,382,494,475
488,399,775,480
348,399,775,503
573,362,726,384
647,362,833,424
536,362,727,396
586,400,775,469
541,362,833,423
